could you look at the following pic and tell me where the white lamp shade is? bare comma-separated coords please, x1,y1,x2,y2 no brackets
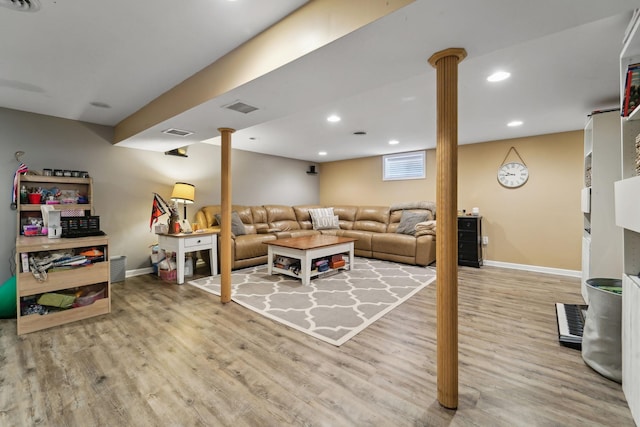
171,182,195,204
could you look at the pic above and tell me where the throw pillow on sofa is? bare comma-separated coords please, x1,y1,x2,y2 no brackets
396,211,430,236
314,215,339,230
309,208,339,230
214,211,246,236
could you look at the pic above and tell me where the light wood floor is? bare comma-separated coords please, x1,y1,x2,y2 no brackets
0,264,634,426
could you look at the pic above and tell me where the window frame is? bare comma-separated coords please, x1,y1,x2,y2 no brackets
382,150,426,181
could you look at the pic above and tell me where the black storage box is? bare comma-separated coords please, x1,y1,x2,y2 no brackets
61,216,102,237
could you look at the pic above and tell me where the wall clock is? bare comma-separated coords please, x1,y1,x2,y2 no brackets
497,147,529,188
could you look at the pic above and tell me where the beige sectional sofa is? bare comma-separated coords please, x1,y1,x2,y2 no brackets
194,202,436,270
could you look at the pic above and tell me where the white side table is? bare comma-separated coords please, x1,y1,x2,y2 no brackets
157,230,218,284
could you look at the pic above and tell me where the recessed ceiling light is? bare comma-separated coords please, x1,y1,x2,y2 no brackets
487,71,511,82
319,151,327,156
507,120,523,127
389,140,400,145
327,115,341,123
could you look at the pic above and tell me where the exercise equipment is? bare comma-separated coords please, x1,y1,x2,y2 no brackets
0,276,17,318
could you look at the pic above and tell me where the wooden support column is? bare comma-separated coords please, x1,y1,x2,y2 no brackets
218,127,235,304
428,47,466,410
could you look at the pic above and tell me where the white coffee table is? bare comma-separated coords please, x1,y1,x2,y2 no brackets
265,235,356,285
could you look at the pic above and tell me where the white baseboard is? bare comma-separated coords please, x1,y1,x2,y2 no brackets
126,267,154,277
123,258,207,279
483,260,581,278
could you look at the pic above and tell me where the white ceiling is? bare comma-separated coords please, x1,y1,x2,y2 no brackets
1,0,638,162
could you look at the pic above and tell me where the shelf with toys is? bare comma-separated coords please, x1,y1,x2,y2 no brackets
14,173,109,335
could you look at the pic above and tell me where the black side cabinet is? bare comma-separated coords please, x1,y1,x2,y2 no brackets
458,216,483,268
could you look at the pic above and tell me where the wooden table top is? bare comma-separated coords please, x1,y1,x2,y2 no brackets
264,235,356,250
157,228,219,238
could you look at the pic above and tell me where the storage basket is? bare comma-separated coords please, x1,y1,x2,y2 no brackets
159,269,177,282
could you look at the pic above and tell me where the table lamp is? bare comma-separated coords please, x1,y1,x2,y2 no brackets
171,182,195,221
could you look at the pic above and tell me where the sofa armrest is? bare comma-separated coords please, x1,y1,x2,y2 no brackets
195,210,209,229
273,231,292,239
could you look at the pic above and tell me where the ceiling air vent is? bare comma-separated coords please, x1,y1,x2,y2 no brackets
223,101,259,114
162,128,194,137
0,0,41,12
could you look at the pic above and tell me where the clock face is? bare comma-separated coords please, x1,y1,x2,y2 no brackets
497,162,529,188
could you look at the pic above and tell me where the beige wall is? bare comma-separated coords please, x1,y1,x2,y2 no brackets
319,130,583,270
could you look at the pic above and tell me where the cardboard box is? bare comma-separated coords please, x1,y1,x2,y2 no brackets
330,259,346,269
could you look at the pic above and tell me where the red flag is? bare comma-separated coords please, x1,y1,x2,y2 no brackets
150,193,167,229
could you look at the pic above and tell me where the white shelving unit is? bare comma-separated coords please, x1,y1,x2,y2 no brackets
581,110,622,303
614,10,640,424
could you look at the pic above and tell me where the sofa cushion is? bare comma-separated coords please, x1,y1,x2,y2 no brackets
372,233,417,257
336,229,373,251
287,229,322,239
265,205,301,231
249,206,268,233
333,206,358,230
234,234,275,260
396,211,430,236
390,201,436,216
214,211,246,236
353,206,389,233
293,205,323,230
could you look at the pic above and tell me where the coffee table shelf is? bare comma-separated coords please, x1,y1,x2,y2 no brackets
271,261,348,280
265,235,356,285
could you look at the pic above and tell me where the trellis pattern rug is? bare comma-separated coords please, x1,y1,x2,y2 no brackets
188,258,436,346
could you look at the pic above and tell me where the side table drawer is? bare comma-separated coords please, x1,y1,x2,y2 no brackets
458,218,477,230
458,241,479,253
184,235,213,248
458,230,478,242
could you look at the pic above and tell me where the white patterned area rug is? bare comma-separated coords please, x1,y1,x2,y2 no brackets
188,257,436,346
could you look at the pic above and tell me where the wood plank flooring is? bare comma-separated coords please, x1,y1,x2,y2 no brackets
0,264,634,426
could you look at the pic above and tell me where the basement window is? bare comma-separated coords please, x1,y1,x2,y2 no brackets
383,151,426,181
